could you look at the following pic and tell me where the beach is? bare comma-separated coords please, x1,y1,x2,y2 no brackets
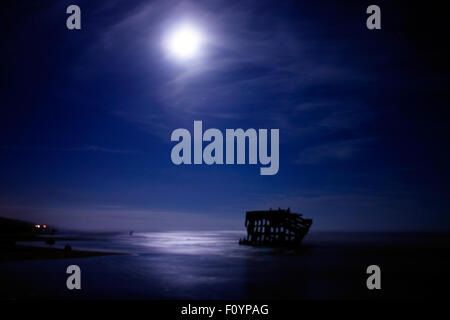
1,231,449,300
0,244,121,263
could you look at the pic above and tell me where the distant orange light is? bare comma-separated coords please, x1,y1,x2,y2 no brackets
43,225,47,229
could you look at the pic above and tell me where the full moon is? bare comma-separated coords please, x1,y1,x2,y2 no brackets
166,24,204,60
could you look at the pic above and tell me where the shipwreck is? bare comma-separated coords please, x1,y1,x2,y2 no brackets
239,208,312,247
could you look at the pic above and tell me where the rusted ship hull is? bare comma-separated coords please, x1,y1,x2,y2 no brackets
239,209,312,247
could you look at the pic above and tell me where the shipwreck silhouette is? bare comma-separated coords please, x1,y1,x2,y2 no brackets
239,208,312,247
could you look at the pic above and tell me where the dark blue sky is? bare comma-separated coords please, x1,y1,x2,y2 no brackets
1,0,449,231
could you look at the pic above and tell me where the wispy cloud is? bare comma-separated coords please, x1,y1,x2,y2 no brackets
295,138,374,165
0,145,138,154
85,0,374,142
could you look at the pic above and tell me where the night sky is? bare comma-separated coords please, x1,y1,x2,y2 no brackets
1,0,449,231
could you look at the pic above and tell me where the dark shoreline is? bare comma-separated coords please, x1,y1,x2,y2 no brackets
0,244,122,262
0,216,122,262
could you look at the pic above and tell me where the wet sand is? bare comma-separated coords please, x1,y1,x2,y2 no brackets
0,244,121,262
